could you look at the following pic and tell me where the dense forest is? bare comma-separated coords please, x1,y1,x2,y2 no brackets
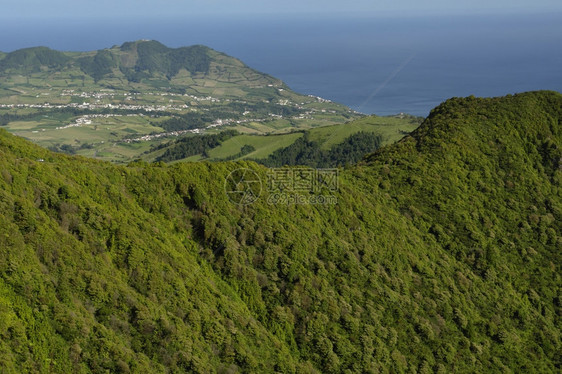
0,91,560,373
154,130,240,162
155,130,383,167
257,131,382,167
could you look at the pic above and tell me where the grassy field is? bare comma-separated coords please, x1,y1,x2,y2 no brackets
222,115,420,160
208,132,304,159
144,114,422,163
77,139,163,163
308,115,420,150
6,114,167,163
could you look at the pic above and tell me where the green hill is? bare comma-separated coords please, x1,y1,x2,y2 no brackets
0,42,252,85
0,40,347,102
118,41,211,80
0,46,70,73
0,91,560,373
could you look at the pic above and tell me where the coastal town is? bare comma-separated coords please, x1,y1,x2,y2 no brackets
0,89,339,117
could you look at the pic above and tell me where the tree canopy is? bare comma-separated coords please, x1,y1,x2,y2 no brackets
0,91,560,373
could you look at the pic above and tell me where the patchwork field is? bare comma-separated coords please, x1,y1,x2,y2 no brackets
142,114,422,163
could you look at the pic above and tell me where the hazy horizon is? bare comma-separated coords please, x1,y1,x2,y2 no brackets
1,11,560,116
3,0,562,19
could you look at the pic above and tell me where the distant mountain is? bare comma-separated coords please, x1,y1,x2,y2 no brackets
0,40,282,87
0,46,70,72
0,91,560,372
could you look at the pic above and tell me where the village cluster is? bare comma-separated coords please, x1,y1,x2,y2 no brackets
1,89,343,147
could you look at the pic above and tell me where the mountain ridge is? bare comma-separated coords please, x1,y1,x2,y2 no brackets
0,91,560,372
0,41,282,87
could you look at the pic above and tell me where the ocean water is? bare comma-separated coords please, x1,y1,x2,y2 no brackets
1,12,561,116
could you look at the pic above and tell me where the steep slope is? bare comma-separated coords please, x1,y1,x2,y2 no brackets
0,91,560,373
0,135,296,372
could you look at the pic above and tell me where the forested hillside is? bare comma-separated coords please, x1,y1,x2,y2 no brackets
0,91,560,373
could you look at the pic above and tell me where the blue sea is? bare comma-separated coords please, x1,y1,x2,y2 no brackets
1,12,561,116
